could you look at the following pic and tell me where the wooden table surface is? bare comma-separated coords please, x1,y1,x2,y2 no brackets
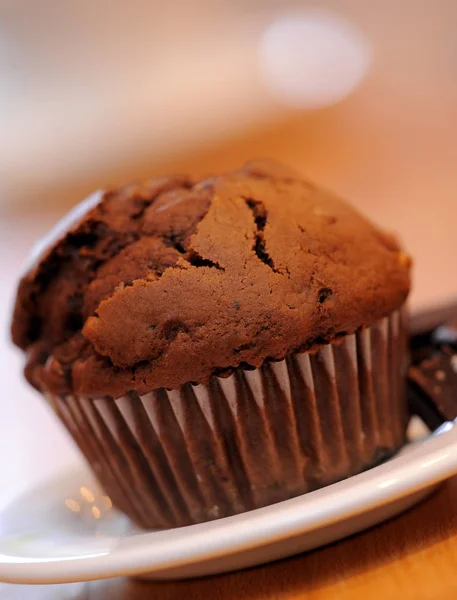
2,95,457,598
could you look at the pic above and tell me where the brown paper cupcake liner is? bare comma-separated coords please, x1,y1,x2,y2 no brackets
48,308,409,530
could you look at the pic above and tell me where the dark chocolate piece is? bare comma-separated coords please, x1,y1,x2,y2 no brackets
410,304,457,366
410,334,436,366
409,347,457,427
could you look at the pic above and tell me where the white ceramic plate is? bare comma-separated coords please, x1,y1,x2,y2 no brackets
1,418,457,584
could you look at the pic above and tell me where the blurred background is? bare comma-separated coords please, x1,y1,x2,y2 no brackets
1,0,457,506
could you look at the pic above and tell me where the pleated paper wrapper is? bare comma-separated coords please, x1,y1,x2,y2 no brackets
48,309,409,529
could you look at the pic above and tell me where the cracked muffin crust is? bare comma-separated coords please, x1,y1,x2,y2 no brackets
12,160,411,399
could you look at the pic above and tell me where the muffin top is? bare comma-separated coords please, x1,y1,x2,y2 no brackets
12,160,411,398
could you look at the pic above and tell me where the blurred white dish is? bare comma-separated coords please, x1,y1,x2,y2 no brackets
0,417,456,584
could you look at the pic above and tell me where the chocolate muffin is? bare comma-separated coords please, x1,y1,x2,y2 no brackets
12,160,412,528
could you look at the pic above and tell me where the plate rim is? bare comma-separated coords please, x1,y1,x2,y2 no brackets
2,424,457,584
